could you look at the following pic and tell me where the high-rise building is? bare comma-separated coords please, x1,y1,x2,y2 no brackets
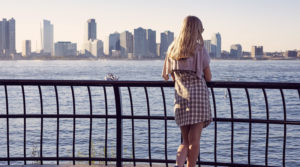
230,44,242,58
109,32,120,56
86,19,97,41
0,18,16,56
160,31,174,58
83,40,103,57
120,31,133,58
104,36,109,56
251,46,264,58
41,19,54,55
22,40,31,57
54,41,77,57
134,27,147,59
96,40,104,57
146,29,156,57
156,43,160,57
211,33,221,58
204,40,211,53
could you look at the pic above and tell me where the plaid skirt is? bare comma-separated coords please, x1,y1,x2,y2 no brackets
174,71,212,128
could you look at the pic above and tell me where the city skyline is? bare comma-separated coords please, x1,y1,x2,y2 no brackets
1,0,300,52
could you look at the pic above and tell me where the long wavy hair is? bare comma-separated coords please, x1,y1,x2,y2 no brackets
168,16,204,60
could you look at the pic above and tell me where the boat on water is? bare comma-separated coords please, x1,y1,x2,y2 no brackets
104,73,119,81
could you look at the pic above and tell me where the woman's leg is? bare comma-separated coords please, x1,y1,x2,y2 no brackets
176,125,190,167
186,122,204,167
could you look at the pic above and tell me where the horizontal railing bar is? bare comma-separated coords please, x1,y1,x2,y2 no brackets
215,118,300,125
0,80,174,87
0,114,173,120
0,157,277,167
1,114,299,125
208,81,300,89
0,80,299,89
0,157,116,161
0,114,117,119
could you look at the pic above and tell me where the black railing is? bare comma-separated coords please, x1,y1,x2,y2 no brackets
0,80,299,167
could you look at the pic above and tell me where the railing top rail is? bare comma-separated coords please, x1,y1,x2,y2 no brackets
0,79,299,89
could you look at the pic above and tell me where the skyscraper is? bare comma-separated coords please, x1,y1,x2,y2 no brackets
41,19,54,55
109,32,120,56
86,19,97,41
204,40,211,54
0,18,16,56
120,31,133,58
211,33,221,58
22,40,31,57
146,29,156,57
134,27,147,59
160,31,174,58
83,19,101,57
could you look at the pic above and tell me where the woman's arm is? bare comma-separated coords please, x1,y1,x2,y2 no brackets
162,56,171,81
203,65,212,82
171,73,175,81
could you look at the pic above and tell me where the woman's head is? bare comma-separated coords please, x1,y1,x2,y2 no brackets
168,16,204,60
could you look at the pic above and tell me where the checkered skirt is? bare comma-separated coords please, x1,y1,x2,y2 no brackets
174,71,212,128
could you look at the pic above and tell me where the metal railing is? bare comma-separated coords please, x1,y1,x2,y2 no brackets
0,79,299,167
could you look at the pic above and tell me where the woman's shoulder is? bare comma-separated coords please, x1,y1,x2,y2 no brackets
194,43,206,54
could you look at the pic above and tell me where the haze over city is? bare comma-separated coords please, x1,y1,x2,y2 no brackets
1,0,300,52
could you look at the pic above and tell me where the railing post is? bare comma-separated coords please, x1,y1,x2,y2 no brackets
114,85,122,167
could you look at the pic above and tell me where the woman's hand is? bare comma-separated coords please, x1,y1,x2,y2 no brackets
162,74,169,81
171,73,175,81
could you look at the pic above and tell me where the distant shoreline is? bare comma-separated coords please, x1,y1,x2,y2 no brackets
0,56,299,61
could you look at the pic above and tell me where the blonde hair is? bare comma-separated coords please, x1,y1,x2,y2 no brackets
168,16,204,60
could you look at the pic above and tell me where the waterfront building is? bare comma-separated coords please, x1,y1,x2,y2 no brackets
82,18,100,57
54,41,77,57
230,44,242,58
221,50,230,58
41,19,54,55
83,39,103,57
103,37,109,56
120,31,133,58
156,43,160,57
85,19,97,41
204,40,211,54
109,32,120,56
0,18,16,56
211,33,221,58
242,51,251,57
146,29,156,57
160,31,174,59
284,50,297,58
134,27,147,59
251,46,264,58
22,40,31,57
97,40,104,57
210,44,217,58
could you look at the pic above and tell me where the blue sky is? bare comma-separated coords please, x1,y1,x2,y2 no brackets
1,0,300,52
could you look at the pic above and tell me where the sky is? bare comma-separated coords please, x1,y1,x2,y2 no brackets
1,0,300,52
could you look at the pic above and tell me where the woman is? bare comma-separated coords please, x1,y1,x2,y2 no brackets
162,16,212,167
